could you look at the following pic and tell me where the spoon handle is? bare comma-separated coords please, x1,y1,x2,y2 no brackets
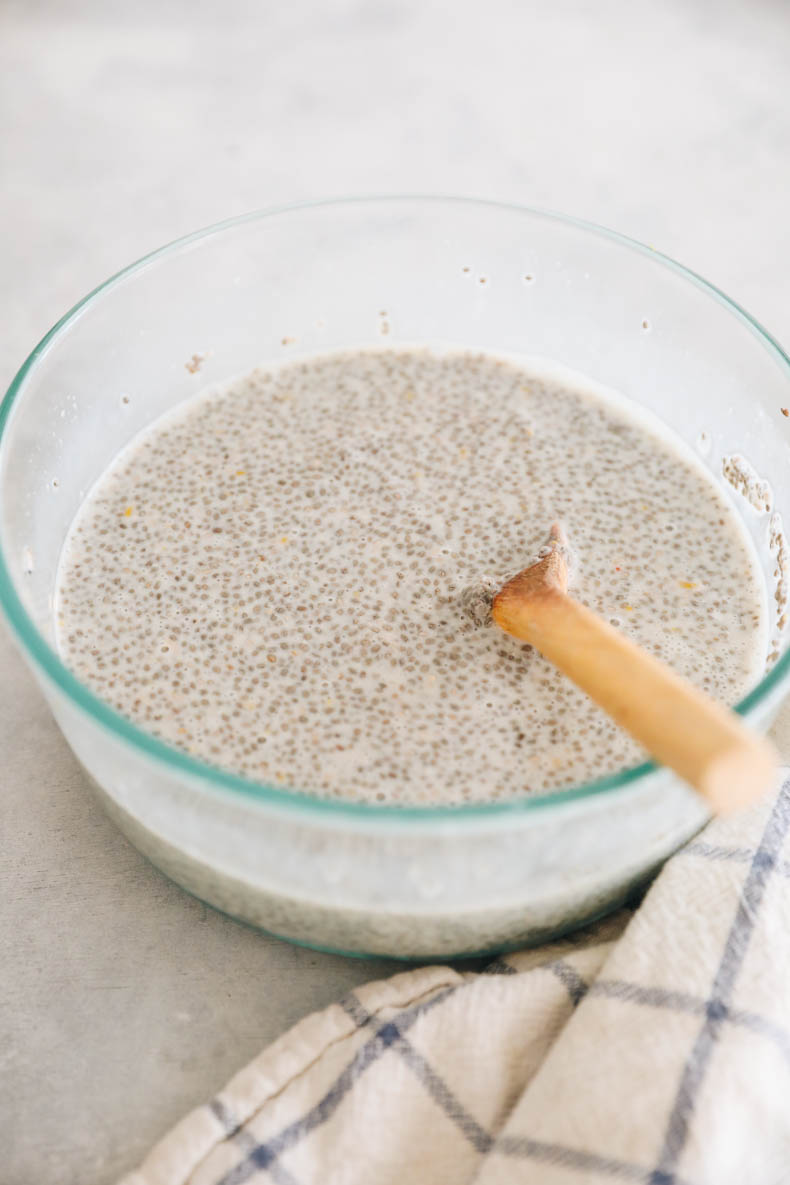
492,585,777,814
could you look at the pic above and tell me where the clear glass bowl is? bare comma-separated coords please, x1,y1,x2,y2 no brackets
2,197,790,959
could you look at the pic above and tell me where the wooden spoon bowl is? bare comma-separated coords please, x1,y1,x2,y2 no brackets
491,524,777,814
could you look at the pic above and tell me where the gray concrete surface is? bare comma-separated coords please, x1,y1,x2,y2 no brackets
3,1,790,1181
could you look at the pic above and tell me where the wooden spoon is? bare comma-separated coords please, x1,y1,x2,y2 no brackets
491,524,777,814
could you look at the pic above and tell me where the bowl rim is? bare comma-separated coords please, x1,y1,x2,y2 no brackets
2,193,789,822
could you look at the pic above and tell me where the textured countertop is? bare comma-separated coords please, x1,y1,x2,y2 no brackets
3,1,790,1180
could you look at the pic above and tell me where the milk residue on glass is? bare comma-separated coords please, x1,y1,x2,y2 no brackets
55,347,767,804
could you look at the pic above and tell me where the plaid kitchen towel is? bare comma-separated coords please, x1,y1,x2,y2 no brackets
120,778,790,1185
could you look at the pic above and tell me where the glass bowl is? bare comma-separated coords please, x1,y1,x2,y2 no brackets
2,197,790,960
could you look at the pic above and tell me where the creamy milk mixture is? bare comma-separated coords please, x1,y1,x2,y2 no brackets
55,348,766,804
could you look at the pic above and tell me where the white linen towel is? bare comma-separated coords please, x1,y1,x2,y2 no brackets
120,778,790,1185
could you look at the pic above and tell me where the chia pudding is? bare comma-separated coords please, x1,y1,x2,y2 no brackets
55,346,767,807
